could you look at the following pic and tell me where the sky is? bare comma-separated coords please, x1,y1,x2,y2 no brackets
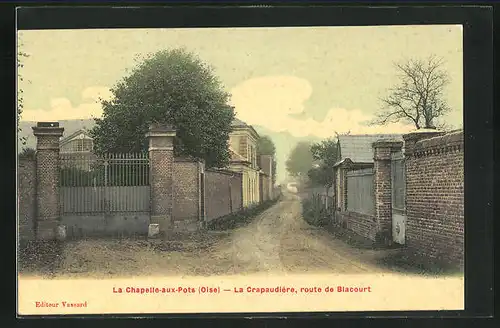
18,26,463,183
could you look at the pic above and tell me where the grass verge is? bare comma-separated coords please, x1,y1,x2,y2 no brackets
206,195,282,231
18,240,65,276
376,250,464,276
302,197,463,276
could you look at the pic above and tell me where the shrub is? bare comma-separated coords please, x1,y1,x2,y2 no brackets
301,195,330,227
206,197,280,231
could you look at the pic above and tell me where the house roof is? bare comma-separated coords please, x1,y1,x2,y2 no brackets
231,117,260,141
231,117,248,127
335,133,403,166
60,128,93,145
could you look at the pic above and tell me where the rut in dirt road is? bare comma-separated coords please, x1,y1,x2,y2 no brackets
214,192,389,275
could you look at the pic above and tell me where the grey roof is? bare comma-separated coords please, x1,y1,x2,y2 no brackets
231,117,248,127
336,134,403,165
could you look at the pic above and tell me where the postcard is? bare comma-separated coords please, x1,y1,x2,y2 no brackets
17,23,465,315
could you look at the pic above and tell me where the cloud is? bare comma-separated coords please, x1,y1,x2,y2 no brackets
230,76,414,138
81,86,113,102
22,86,112,121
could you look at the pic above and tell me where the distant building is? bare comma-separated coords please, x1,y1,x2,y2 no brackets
227,118,262,207
333,134,403,210
60,129,94,154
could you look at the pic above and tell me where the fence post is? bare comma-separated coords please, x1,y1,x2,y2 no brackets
372,139,403,246
146,123,176,238
32,122,64,240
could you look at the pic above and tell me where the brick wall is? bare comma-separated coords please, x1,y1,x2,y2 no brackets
173,158,202,223
33,128,64,239
337,211,378,241
230,172,243,211
373,142,400,244
149,133,174,227
35,136,60,220
259,155,272,176
18,158,36,241
204,169,243,221
405,130,464,267
259,173,270,202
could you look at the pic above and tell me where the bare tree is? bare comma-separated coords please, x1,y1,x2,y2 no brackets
372,55,451,130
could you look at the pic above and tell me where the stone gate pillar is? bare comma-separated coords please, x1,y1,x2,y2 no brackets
372,139,403,245
146,123,176,237
32,122,64,240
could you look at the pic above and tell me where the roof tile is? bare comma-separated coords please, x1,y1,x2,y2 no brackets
338,134,403,163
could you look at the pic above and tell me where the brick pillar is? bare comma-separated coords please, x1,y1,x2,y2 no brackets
32,122,64,240
146,123,176,237
372,139,403,245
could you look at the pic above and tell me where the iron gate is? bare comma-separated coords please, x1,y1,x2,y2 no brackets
391,151,406,244
59,152,150,237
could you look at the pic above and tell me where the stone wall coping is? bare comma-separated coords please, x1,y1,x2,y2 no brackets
403,129,446,142
205,168,243,177
372,139,404,148
36,122,59,128
415,130,463,149
413,130,464,156
148,122,176,131
32,126,64,136
174,156,204,164
145,131,177,138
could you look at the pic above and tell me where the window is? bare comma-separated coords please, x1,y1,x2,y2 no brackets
252,146,256,167
82,139,93,151
68,138,93,152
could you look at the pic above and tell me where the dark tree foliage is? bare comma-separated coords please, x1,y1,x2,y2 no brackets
90,49,235,168
285,141,314,178
307,138,339,193
257,135,277,185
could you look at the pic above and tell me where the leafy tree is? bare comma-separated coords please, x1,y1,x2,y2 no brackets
257,135,277,185
285,141,313,178
310,138,339,168
307,138,339,194
307,165,331,188
372,55,451,129
90,48,235,168
257,135,276,156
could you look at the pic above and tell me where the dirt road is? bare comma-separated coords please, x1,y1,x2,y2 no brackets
212,192,387,275
45,192,391,278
